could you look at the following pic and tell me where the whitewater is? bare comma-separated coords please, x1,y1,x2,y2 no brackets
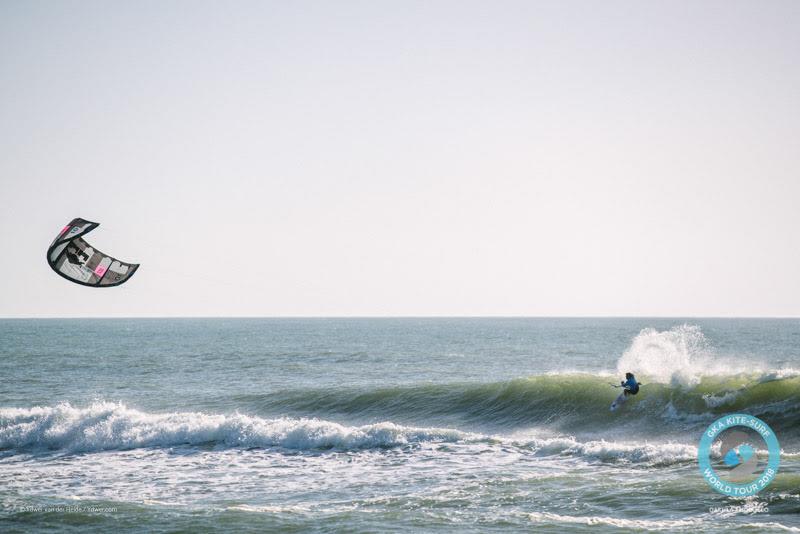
1,318,798,532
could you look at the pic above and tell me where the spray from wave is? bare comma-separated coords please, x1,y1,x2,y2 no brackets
615,324,758,386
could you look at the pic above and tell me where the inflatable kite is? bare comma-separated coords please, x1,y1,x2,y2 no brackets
47,218,139,287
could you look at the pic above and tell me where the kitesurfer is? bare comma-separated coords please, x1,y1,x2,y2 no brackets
621,372,639,396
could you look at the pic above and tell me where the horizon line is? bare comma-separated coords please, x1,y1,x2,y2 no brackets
1,315,799,320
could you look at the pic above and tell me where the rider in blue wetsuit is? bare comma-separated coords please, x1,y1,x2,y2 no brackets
621,372,639,396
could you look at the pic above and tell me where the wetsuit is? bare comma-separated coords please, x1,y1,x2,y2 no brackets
622,376,639,395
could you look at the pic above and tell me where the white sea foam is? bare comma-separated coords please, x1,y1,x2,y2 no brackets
0,402,466,453
659,401,715,424
518,435,698,466
702,390,742,408
227,504,312,514
526,511,701,530
760,368,800,381
528,511,800,532
741,523,800,533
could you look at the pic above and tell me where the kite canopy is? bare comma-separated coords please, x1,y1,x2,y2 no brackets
47,218,139,287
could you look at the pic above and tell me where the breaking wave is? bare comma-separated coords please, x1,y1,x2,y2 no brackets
232,370,800,441
0,402,706,466
203,325,798,442
0,402,466,453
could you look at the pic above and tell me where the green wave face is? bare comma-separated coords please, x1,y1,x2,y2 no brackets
236,373,800,443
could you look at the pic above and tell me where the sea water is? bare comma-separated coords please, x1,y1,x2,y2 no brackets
0,318,798,532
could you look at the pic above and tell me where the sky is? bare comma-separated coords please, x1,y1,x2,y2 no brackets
1,0,799,318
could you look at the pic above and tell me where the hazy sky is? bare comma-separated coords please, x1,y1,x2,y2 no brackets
1,0,799,317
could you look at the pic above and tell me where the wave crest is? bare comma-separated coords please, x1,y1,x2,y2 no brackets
0,402,466,453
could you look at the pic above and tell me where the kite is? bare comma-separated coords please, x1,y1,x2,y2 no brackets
47,218,139,287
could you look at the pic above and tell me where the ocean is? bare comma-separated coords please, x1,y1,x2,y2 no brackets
1,318,798,532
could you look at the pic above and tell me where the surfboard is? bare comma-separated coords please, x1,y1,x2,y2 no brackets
610,391,627,412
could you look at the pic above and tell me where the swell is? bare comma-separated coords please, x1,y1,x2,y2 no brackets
231,372,800,439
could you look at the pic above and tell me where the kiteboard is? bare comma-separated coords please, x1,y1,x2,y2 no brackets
610,391,627,412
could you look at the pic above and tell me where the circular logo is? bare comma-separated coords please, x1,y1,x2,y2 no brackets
698,414,780,497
